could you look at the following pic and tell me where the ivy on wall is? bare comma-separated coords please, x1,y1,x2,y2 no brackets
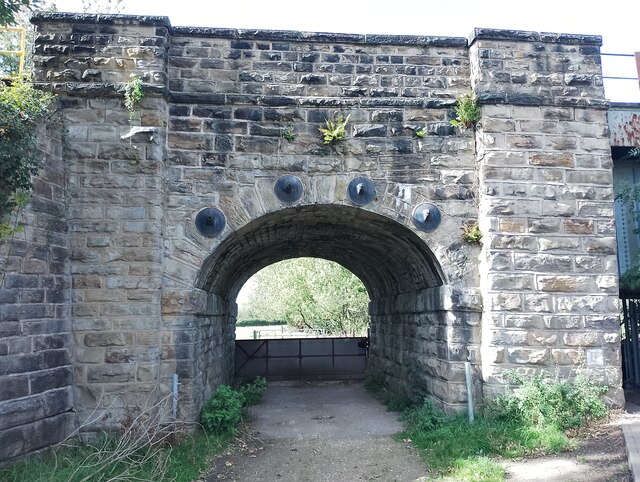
0,81,56,237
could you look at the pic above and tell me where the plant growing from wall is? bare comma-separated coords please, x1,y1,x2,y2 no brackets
124,74,144,119
461,221,482,245
282,124,297,142
414,126,427,138
319,113,350,145
0,81,56,238
450,92,480,130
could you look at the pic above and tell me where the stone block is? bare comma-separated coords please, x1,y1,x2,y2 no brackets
87,364,135,383
563,332,598,347
507,347,548,365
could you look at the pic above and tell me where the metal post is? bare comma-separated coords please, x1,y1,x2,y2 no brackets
465,361,474,423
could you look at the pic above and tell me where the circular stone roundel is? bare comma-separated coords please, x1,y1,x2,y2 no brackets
347,176,376,206
274,175,303,204
412,203,442,233
195,207,226,238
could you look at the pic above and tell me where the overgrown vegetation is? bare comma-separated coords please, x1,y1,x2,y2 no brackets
0,81,56,238
1,379,267,481
370,369,609,481
319,113,349,144
240,257,370,336
200,377,267,435
450,92,480,129
124,74,144,119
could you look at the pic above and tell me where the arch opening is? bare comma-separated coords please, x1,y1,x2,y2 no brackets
236,257,371,339
191,204,481,414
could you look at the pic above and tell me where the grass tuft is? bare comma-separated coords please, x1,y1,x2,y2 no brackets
389,370,609,481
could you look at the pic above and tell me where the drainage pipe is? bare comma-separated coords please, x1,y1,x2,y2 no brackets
465,362,474,423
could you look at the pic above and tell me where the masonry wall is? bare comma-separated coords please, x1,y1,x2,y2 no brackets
470,30,623,403
0,124,75,462
0,13,625,462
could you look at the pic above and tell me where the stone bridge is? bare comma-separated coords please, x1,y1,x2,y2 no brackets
0,13,622,462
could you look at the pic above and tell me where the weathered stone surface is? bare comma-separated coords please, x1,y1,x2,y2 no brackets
0,15,622,464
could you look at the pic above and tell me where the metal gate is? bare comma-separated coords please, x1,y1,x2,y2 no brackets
235,337,368,381
621,294,640,388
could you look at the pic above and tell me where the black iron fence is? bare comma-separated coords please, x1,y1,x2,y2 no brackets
621,294,640,388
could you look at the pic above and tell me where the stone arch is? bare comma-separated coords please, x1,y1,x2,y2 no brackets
187,203,481,416
196,204,446,300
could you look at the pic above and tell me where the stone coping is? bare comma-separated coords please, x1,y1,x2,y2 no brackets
32,12,601,49
469,28,602,46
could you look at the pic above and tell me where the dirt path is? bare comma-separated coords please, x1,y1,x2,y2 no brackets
205,381,429,482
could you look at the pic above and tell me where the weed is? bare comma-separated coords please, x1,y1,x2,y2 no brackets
399,371,609,481
450,92,480,130
200,385,245,436
461,221,482,244
384,392,413,412
491,371,608,430
124,74,144,119
363,369,385,395
401,398,446,432
282,124,297,142
239,376,267,406
319,113,350,144
414,126,428,138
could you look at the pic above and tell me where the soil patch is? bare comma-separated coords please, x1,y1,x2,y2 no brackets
503,412,632,481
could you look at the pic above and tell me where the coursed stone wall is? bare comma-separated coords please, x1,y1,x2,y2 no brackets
0,13,624,462
0,124,74,463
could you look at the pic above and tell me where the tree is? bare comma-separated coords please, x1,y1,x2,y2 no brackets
0,0,42,26
242,258,370,336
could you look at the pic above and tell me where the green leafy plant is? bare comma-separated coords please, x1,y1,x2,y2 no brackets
239,376,267,406
491,371,608,430
200,385,245,436
450,92,480,129
282,124,297,142
0,81,56,238
319,113,350,145
124,74,144,118
461,221,482,244
414,126,428,138
398,370,610,480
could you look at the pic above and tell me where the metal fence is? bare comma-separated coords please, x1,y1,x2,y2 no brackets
621,294,640,388
235,337,368,381
0,27,26,79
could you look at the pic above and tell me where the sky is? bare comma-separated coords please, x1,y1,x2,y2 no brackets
53,0,640,102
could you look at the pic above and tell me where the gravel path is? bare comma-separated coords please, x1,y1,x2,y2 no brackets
205,381,429,482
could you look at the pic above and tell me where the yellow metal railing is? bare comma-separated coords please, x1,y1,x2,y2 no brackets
0,27,26,80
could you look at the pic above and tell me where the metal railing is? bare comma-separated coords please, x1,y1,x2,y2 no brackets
0,27,26,80
621,294,640,388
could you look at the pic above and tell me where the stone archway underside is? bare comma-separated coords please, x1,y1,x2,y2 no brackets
193,204,482,413
198,204,444,300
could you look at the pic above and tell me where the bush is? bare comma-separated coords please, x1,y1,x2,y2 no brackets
490,371,608,430
239,376,267,406
200,385,245,435
0,81,56,237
